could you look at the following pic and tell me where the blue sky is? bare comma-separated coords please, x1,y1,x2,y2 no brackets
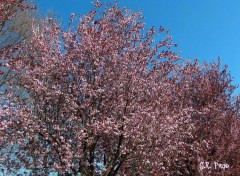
36,0,240,93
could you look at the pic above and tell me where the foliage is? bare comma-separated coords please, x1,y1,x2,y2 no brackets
0,1,239,176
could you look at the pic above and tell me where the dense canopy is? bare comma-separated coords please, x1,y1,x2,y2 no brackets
0,1,239,176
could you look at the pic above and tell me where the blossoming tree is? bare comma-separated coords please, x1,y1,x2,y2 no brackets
0,2,239,176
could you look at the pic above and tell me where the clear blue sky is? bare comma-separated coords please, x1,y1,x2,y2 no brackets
36,0,240,94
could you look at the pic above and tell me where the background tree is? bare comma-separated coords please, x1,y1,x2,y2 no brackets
0,0,36,82
164,60,240,175
0,0,36,175
0,0,36,50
